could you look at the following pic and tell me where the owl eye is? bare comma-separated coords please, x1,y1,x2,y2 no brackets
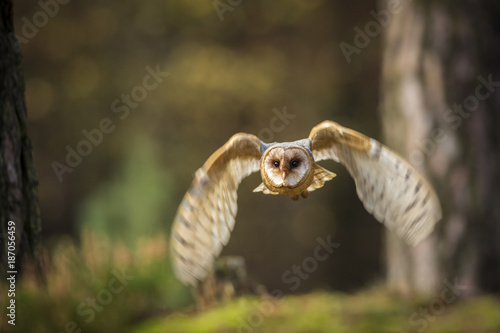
273,161,280,168
290,160,299,168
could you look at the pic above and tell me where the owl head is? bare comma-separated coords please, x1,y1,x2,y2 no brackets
260,144,315,195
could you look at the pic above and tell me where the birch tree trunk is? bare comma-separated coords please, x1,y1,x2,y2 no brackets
380,0,500,296
0,0,43,279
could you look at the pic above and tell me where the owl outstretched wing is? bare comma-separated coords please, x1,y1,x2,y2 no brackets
309,121,442,245
170,133,262,286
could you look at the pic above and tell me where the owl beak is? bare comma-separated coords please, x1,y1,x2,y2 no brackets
282,169,289,181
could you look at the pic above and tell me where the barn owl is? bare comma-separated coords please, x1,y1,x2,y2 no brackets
170,121,442,286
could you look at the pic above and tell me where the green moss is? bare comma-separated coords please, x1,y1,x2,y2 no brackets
3,232,500,333
133,290,500,333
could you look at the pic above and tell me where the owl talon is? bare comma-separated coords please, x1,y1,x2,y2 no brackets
290,195,299,201
301,190,309,199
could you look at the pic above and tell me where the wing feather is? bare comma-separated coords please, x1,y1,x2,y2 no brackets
170,133,262,286
309,121,442,245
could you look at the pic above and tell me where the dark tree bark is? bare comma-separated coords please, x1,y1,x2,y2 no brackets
0,0,43,279
380,0,500,296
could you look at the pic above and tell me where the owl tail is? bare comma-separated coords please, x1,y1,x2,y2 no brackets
306,163,336,193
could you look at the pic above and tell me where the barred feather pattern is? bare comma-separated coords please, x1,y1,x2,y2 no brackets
306,164,336,193
310,121,442,245
170,134,261,286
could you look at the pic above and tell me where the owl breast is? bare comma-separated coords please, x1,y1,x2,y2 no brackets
260,146,315,197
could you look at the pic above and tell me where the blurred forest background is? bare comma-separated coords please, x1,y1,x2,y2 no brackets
20,0,384,291
1,0,500,332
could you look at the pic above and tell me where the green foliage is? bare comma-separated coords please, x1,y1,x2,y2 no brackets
0,231,192,333
77,134,173,247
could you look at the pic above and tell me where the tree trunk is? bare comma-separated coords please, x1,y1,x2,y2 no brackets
380,0,500,296
0,0,43,279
